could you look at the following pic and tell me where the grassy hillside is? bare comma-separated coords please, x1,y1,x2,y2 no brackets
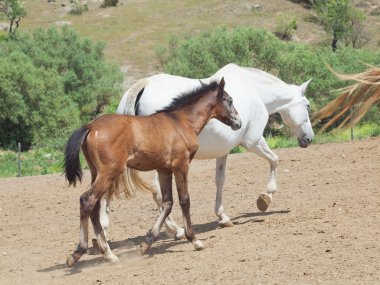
18,0,379,82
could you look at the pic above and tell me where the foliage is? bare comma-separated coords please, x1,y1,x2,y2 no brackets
274,13,298,40
156,26,284,77
313,0,366,50
157,26,380,133
0,0,26,33
69,1,88,15
101,0,118,8
0,26,123,149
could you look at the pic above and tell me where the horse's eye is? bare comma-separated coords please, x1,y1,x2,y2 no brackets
307,104,311,112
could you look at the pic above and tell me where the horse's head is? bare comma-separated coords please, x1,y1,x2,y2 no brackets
215,77,242,130
277,79,314,148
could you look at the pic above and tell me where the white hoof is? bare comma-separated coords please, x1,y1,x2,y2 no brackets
174,228,186,240
105,252,119,264
219,216,234,227
193,239,205,251
257,193,272,212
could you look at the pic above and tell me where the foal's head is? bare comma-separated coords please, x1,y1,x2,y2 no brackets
214,77,242,130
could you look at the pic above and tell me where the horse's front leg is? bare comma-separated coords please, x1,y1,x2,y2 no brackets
174,168,204,251
215,155,233,227
151,172,185,240
140,171,173,254
247,136,279,212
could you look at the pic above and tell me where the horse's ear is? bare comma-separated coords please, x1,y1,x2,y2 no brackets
299,79,312,96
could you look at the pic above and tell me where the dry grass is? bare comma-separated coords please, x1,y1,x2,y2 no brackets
16,0,380,78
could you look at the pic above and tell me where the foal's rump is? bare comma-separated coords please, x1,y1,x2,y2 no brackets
64,120,152,200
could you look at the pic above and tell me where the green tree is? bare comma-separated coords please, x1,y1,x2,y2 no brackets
314,0,366,51
0,0,26,34
0,27,123,149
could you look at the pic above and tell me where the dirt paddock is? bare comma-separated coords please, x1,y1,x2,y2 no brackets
0,138,379,284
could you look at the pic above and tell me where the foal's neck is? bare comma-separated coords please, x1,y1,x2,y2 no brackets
175,93,217,135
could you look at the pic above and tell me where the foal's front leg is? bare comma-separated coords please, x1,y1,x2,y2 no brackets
140,171,173,254
150,172,185,239
174,168,205,251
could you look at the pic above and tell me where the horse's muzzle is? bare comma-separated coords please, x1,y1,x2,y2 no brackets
298,136,312,148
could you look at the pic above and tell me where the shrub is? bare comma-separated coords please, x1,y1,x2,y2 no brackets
70,1,88,15
274,14,298,40
101,0,118,8
0,27,123,149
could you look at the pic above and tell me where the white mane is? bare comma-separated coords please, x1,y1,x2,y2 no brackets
242,66,287,86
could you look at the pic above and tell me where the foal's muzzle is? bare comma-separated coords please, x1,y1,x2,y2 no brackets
230,116,242,131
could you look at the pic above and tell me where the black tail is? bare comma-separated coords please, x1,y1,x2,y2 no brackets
64,126,90,186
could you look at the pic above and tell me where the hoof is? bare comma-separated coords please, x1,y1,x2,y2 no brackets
139,242,151,255
193,239,205,251
257,193,272,212
219,218,234,228
105,254,119,264
66,254,76,268
174,228,186,240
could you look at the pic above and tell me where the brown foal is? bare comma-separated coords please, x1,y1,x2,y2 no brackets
64,78,241,267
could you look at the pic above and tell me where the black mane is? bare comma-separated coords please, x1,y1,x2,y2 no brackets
156,80,220,113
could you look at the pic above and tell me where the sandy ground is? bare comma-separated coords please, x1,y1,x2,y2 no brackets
0,137,379,285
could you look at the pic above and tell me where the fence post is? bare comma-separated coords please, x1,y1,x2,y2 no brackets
350,106,354,141
17,142,21,177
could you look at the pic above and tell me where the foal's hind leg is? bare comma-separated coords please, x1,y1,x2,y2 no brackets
66,176,114,267
90,199,118,263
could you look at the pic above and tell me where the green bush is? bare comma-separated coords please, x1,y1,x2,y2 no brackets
101,0,118,8
157,26,380,130
0,27,123,149
70,2,88,15
274,14,298,40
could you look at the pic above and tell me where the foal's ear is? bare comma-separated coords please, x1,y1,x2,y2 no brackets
219,77,225,90
218,77,225,98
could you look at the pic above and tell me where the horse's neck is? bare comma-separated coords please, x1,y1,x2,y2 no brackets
257,83,296,115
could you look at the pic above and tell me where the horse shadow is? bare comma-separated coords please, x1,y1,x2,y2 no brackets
37,209,290,274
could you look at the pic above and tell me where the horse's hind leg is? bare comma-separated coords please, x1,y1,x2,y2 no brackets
90,199,118,263
214,155,233,227
151,172,185,240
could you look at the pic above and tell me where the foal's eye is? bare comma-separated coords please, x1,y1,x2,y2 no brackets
228,98,233,106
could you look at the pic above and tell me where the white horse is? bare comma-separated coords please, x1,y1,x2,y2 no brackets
99,63,314,240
